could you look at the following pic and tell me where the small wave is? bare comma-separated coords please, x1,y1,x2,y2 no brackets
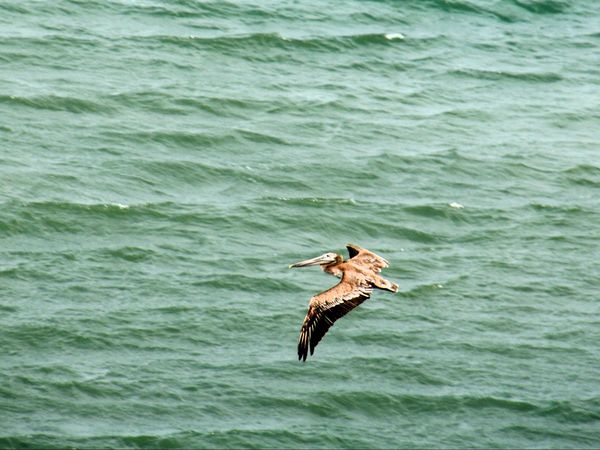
0,93,114,114
0,303,18,312
149,305,200,315
101,246,158,262
385,33,405,40
103,129,230,149
372,148,481,168
450,68,562,83
0,267,20,279
539,399,600,423
510,0,568,14
116,1,283,21
107,91,192,115
403,204,466,219
0,200,175,237
0,33,102,49
0,2,30,14
529,202,588,214
110,203,129,209
122,429,347,450
309,390,540,417
173,95,286,117
403,281,456,299
411,0,518,22
132,31,409,56
4,323,114,351
385,224,442,244
107,92,291,119
0,433,199,450
138,159,239,182
499,425,598,447
264,196,357,206
561,164,600,188
104,127,290,150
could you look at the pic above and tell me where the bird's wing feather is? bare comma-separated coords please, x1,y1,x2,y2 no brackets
346,244,389,273
297,279,373,361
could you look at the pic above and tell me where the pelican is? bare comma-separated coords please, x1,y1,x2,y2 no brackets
289,243,398,361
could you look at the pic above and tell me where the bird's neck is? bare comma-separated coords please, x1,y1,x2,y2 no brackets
322,263,344,278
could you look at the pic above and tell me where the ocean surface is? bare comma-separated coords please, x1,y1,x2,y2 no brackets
1,0,599,448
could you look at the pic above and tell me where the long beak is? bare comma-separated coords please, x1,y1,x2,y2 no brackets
289,253,335,269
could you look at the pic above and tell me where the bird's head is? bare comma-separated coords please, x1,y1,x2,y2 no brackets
289,252,341,269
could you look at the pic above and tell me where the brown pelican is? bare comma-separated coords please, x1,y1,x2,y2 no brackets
289,243,398,361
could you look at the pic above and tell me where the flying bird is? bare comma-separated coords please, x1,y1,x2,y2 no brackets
289,243,398,361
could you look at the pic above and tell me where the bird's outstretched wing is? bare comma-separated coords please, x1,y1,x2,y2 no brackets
346,243,389,273
297,278,373,361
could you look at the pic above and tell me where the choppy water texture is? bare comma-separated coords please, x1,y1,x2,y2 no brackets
1,0,600,448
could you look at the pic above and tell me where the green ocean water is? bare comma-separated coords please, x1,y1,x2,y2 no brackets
1,0,600,448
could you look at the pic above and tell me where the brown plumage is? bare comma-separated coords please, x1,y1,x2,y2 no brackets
289,244,399,361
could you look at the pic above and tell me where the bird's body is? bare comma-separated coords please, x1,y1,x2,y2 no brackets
289,244,398,361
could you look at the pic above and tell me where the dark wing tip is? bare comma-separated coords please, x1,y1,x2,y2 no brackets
346,243,361,258
298,328,309,362
298,345,307,362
